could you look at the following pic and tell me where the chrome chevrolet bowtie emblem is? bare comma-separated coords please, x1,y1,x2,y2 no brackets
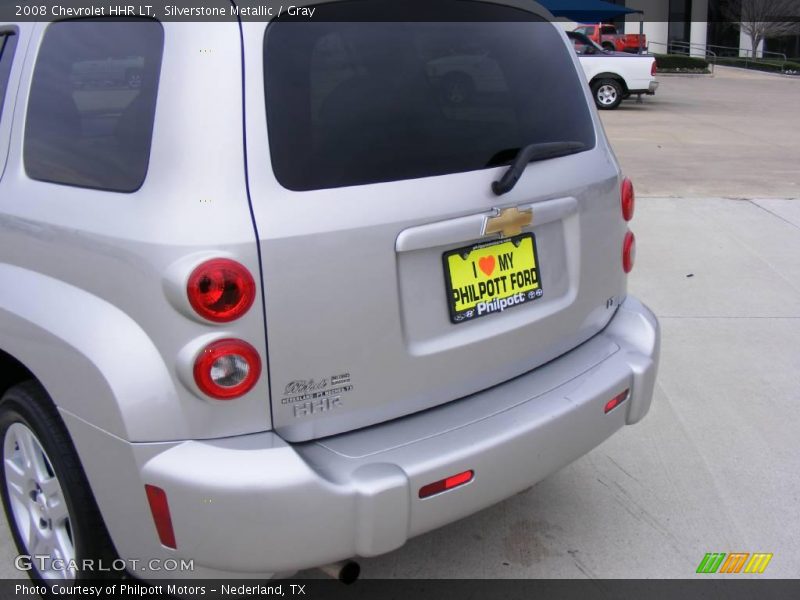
483,207,533,238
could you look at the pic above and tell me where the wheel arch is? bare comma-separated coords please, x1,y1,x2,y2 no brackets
0,349,35,400
0,264,186,442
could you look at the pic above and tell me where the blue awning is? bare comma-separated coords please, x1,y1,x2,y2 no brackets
537,0,641,22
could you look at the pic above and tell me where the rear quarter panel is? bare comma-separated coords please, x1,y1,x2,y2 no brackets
0,22,270,442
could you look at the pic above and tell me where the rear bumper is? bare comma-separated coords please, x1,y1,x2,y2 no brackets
130,296,659,577
630,81,659,95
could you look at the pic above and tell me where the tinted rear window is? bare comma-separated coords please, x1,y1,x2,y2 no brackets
264,1,595,191
24,19,163,192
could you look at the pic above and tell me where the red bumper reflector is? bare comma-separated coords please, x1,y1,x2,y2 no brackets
419,470,474,498
605,389,630,414
145,484,177,549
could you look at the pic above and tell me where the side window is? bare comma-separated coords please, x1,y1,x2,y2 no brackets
24,19,163,192
0,31,18,123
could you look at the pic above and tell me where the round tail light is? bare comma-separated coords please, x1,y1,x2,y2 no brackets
193,339,261,400
622,231,636,274
187,259,255,322
621,178,635,221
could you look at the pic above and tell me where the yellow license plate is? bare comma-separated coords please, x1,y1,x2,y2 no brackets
443,233,542,323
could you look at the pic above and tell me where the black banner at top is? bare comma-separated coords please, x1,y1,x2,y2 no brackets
3,0,539,23
2,0,800,23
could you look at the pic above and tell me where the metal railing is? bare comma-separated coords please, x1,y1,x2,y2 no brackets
708,43,786,62
666,40,790,73
707,43,788,73
663,40,717,73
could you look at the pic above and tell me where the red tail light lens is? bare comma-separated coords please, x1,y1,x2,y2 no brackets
604,389,630,413
194,339,261,400
187,259,255,323
651,60,657,76
621,178,635,221
622,231,636,273
419,470,474,498
144,485,176,549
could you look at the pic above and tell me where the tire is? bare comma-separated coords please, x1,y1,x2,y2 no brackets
602,42,615,52
592,78,624,110
0,381,118,581
440,73,475,105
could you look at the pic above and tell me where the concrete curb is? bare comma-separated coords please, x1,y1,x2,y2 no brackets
712,65,800,79
657,72,712,78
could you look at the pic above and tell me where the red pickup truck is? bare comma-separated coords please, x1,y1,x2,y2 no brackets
573,23,647,53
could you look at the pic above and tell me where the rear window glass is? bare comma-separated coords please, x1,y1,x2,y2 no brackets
24,19,163,192
264,0,595,191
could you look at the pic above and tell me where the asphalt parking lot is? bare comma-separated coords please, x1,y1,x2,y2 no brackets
1,67,798,580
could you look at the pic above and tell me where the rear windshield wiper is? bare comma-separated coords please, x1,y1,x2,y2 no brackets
491,141,587,196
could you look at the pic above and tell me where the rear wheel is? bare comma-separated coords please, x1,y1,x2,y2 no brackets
602,42,615,52
592,78,623,110
0,381,118,580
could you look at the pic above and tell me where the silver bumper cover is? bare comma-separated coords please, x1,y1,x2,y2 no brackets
132,296,659,576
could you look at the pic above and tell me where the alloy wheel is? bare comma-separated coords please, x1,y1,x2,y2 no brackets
597,84,618,105
3,423,76,580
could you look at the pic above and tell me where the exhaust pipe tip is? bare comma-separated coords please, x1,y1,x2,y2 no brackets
319,560,360,584
338,560,360,584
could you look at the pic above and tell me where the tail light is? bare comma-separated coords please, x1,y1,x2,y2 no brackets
621,177,635,221
651,60,657,76
194,339,261,400
622,231,636,273
187,259,255,322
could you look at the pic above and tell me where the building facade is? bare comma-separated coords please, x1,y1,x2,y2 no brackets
620,0,800,59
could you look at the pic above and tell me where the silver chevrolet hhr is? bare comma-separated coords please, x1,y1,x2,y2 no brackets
0,0,659,581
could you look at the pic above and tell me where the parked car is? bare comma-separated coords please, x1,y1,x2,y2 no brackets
568,31,659,109
573,22,647,54
0,1,659,582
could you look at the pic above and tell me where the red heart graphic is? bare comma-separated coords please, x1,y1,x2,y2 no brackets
478,256,495,277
